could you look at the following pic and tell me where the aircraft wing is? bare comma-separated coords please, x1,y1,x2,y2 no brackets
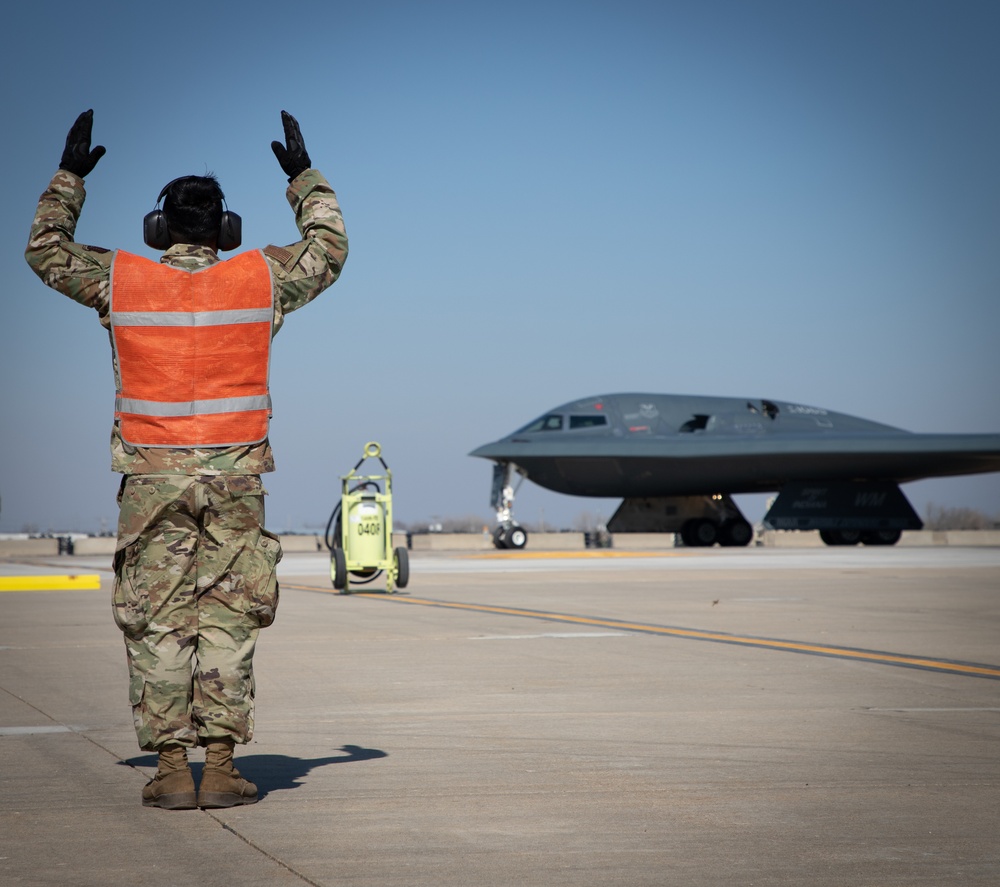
469,432,1000,497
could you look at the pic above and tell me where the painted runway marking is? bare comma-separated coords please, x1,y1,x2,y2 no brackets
362,592,1000,681
466,550,686,560
731,596,804,602
0,575,101,592
282,583,1000,680
0,726,73,735
862,707,1000,713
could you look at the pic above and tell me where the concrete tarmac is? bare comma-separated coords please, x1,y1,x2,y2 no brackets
1,546,998,886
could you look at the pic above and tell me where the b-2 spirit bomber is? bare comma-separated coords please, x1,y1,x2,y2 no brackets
469,393,1000,549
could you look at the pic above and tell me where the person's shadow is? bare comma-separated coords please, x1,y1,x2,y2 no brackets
121,744,387,799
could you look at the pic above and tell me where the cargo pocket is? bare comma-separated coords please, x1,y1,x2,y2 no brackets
112,541,149,639
245,529,282,627
128,673,157,751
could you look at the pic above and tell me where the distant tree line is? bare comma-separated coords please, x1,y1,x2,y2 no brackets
395,514,493,534
396,510,610,534
397,504,998,534
923,503,998,531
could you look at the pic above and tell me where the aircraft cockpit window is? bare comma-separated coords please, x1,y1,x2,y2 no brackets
517,414,564,433
569,415,608,430
748,401,779,419
680,414,710,432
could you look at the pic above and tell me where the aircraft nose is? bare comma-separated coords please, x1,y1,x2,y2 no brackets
469,441,503,459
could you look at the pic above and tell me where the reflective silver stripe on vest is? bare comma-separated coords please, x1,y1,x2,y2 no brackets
116,395,272,417
111,308,273,327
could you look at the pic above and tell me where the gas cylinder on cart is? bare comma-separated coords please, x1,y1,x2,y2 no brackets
346,492,387,565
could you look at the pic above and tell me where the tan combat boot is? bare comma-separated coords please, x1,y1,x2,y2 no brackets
197,739,258,808
141,744,196,809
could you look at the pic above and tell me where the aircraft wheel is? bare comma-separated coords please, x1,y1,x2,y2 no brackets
506,526,529,549
680,520,698,546
819,529,862,546
492,526,508,549
719,519,753,547
861,529,901,546
681,519,718,547
394,547,410,588
332,548,347,590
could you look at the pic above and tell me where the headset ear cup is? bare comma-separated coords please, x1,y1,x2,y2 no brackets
143,209,171,250
218,210,242,251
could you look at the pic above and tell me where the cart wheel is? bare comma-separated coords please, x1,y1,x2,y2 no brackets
332,548,347,590
394,547,410,589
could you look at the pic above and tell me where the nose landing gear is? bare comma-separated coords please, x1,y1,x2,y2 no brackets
489,462,529,549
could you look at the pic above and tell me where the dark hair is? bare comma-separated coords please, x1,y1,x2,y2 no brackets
162,175,224,244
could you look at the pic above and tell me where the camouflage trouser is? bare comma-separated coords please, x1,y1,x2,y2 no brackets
112,475,282,751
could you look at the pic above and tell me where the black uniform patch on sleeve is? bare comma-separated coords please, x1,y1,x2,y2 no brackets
84,245,111,253
263,244,294,267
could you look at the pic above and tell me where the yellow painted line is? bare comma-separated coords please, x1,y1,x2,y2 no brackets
0,575,102,592
341,593,1000,681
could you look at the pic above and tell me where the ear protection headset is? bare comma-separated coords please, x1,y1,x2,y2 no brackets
143,177,242,251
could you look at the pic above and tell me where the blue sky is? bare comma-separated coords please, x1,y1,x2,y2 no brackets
2,0,998,534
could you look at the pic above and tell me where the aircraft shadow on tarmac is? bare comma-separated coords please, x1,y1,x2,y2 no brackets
120,744,388,797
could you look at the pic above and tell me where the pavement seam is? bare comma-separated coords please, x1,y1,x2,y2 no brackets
212,817,327,886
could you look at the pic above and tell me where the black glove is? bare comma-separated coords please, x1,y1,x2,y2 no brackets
270,110,311,181
59,110,106,178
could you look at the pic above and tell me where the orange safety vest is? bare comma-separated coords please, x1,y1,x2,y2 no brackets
110,250,274,447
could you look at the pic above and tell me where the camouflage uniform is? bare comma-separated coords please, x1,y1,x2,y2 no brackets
25,168,347,750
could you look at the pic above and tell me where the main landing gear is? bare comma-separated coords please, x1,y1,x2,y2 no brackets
819,528,902,546
607,494,755,547
679,515,754,548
